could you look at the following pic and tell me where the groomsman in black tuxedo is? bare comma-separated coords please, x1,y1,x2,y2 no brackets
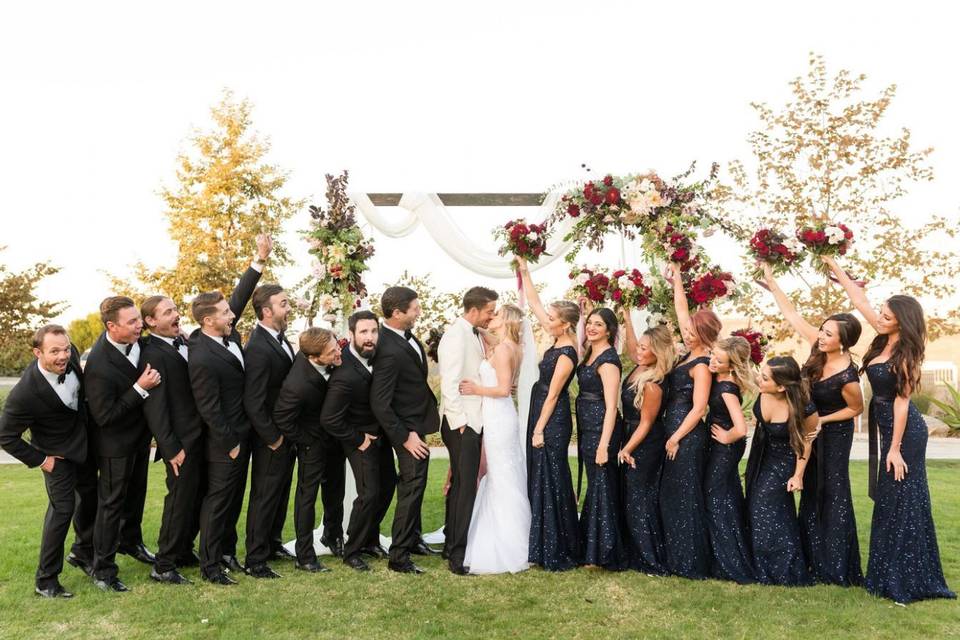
139,291,210,584
371,288,441,574
273,328,345,572
242,283,297,578
85,296,161,591
0,325,98,597
188,237,268,585
321,311,396,572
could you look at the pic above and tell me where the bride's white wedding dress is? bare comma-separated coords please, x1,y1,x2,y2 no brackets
463,359,531,574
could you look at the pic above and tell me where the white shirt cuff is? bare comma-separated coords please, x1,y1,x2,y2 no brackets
133,383,149,399
251,261,264,273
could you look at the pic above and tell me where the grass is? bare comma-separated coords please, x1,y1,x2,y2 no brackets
0,460,957,640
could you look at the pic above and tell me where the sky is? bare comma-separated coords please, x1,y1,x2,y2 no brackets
1,0,958,326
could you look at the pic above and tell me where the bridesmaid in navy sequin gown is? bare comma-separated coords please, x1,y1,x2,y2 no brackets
617,316,676,575
703,337,756,584
518,258,582,571
825,256,955,604
761,263,864,586
576,309,626,570
745,357,819,586
658,262,720,579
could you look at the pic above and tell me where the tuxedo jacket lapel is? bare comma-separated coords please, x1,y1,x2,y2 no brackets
29,362,74,413
255,325,291,363
103,337,139,380
205,333,244,372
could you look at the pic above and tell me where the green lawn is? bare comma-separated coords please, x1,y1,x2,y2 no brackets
0,460,957,640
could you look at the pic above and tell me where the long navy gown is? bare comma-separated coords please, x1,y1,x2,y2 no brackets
576,348,626,569
864,362,955,603
798,363,863,586
704,379,755,583
658,355,712,579
527,344,581,571
620,372,668,574
744,397,816,586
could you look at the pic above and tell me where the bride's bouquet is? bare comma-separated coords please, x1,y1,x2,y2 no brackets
495,218,550,270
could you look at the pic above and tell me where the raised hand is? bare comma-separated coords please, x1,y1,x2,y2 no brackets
256,233,274,261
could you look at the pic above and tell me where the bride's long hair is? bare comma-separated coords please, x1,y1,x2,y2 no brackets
482,303,524,379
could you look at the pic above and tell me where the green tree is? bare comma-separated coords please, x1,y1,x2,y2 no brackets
114,90,303,329
66,312,104,354
716,54,960,340
0,248,64,375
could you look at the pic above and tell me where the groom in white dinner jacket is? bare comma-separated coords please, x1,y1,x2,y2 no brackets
438,287,498,575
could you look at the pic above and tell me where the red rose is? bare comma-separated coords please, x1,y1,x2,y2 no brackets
672,248,689,262
603,175,614,187
533,246,543,257
612,289,623,302
568,204,581,217
814,231,826,243
590,194,603,206
517,239,529,255
612,269,626,278
605,188,621,205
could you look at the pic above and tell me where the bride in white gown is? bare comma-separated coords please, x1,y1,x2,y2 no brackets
458,304,532,575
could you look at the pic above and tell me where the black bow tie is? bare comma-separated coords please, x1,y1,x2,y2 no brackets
172,336,186,349
57,362,76,384
404,330,414,341
277,331,287,344
325,364,335,374
222,336,231,348
124,343,134,356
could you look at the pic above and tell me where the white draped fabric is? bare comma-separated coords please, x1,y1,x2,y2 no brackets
349,191,574,278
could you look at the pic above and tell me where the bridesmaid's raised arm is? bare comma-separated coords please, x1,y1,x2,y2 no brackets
517,257,551,331
622,304,639,361
668,262,693,337
760,263,819,346
821,255,880,332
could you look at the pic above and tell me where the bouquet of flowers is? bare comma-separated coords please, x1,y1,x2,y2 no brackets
687,267,735,308
748,228,804,275
659,224,701,273
607,268,652,309
796,220,854,270
730,328,771,365
296,171,375,322
495,218,550,269
569,267,610,303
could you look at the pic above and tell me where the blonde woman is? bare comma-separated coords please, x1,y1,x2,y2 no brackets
458,305,531,574
703,336,757,584
617,314,675,575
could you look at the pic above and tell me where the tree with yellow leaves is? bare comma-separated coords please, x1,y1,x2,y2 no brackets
114,90,303,328
716,54,960,341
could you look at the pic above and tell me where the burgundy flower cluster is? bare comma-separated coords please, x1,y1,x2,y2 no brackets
496,218,550,268
569,267,610,303
730,328,771,365
608,269,652,308
688,268,734,307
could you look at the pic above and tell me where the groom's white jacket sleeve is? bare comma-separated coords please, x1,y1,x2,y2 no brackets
438,319,483,432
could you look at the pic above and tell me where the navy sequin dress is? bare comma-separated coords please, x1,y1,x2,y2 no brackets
744,397,816,586
576,348,626,570
864,362,955,603
620,372,668,574
798,363,863,586
704,379,755,584
658,355,712,579
527,344,581,571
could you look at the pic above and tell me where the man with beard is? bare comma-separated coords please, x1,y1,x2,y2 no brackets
321,311,394,572
188,237,269,585
273,328,345,572
371,288,440,574
0,325,98,597
84,296,161,591
139,246,268,584
242,282,297,579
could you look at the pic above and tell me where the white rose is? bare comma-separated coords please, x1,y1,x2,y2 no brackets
576,273,590,286
619,275,635,290
825,226,845,245
784,237,805,255
647,312,665,327
311,260,326,278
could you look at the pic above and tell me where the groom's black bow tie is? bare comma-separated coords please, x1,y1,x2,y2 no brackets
404,330,414,340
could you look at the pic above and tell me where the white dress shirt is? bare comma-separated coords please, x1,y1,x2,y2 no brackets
382,322,423,362
258,322,294,361
309,360,331,381
38,362,80,411
203,330,244,369
154,334,189,361
105,333,149,398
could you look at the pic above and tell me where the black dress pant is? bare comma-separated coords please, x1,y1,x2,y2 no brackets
441,420,482,566
293,434,347,563
344,436,397,560
199,442,251,578
154,445,203,573
270,452,295,553
36,459,80,589
70,448,99,566
92,454,141,580
389,433,429,564
119,440,150,549
245,439,295,566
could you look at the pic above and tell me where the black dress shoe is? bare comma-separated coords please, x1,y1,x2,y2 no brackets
321,537,345,558
270,546,297,561
411,540,440,556
118,543,156,565
35,583,74,598
203,571,237,586
294,560,330,573
360,544,389,560
150,568,192,584
93,577,129,592
388,560,425,575
176,550,201,568
221,555,243,573
66,552,94,576
448,561,469,576
441,548,450,561
245,563,282,579
344,555,371,572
